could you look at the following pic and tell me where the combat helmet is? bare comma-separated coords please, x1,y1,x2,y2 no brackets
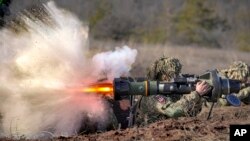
220,61,249,82
147,56,182,81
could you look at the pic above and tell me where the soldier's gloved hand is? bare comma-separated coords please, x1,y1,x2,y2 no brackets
196,81,211,96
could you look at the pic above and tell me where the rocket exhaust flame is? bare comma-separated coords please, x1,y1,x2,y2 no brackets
0,1,137,138
80,82,114,96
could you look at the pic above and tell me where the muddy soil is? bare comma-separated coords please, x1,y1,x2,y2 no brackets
1,105,249,141
50,105,250,141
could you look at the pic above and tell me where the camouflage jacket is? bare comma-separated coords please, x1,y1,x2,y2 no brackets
135,91,202,126
217,69,250,106
236,87,250,104
218,87,250,106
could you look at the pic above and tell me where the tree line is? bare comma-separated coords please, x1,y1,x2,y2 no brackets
4,0,250,51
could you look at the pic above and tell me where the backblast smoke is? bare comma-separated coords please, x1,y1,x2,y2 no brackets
0,1,137,139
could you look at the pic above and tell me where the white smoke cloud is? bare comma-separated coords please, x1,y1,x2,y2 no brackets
92,46,137,80
0,1,137,139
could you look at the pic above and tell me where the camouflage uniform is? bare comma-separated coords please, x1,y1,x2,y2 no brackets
218,61,250,106
135,57,203,126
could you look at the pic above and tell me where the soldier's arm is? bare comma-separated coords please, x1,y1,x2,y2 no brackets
157,91,202,117
158,81,210,117
235,87,250,100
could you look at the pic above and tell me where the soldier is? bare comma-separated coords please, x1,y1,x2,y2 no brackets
134,56,211,126
218,61,250,106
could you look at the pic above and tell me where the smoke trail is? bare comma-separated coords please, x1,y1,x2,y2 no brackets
0,1,137,139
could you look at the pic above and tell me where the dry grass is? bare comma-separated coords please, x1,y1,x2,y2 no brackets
90,41,250,77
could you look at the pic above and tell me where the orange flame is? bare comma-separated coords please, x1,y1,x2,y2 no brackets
81,82,113,96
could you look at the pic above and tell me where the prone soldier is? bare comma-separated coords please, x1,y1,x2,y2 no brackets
217,61,250,106
133,56,211,126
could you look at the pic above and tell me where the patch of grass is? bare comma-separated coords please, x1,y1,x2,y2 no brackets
89,41,250,76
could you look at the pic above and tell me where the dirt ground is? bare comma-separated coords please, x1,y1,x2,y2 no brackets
1,102,250,141
40,105,249,141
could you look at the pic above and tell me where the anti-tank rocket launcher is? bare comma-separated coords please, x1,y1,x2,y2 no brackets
113,70,245,104
113,69,249,122
80,69,247,126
